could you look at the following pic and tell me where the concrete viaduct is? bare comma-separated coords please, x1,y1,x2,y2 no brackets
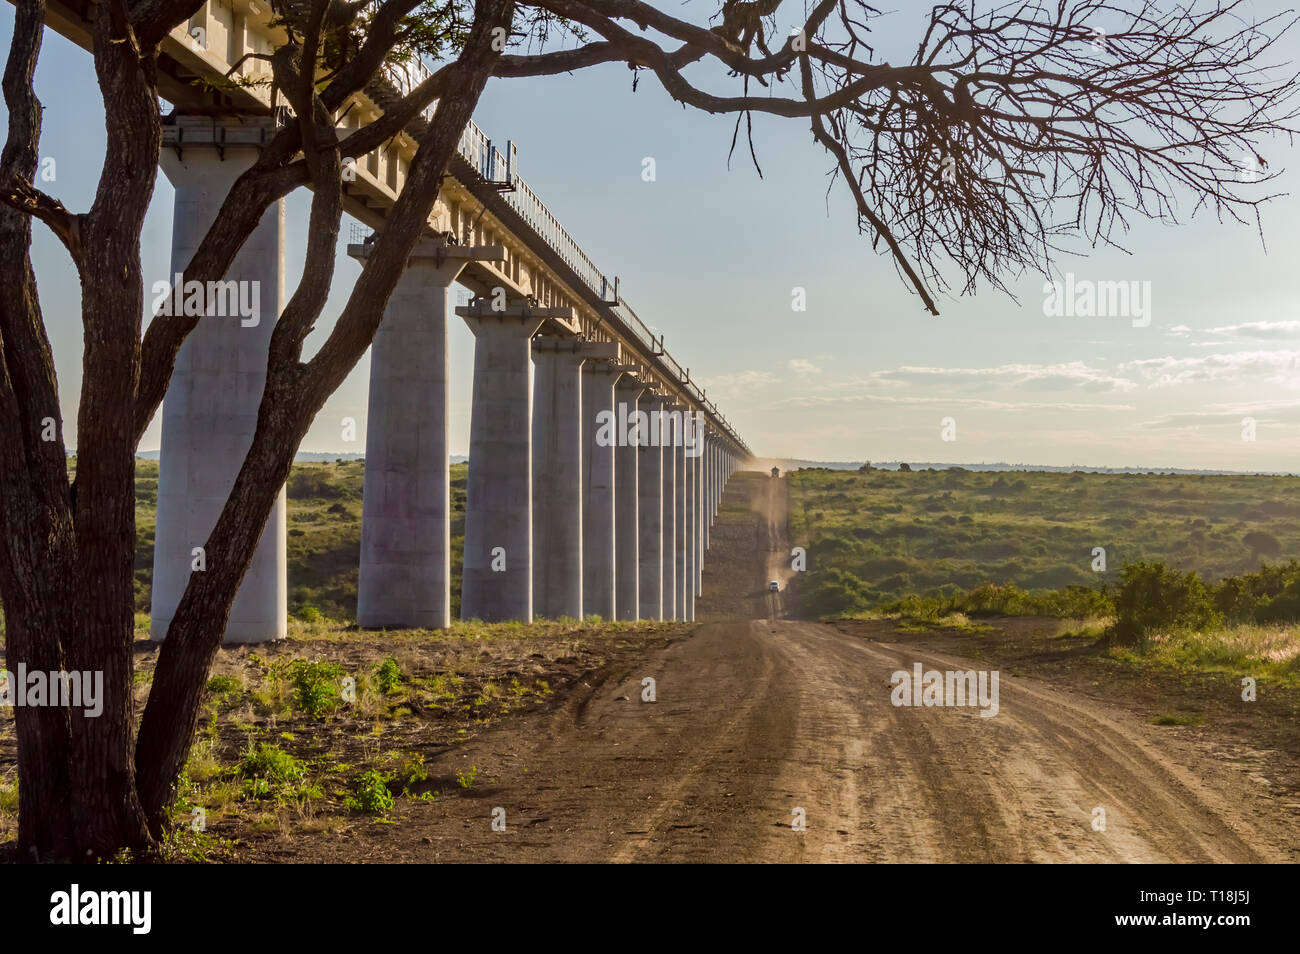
34,0,753,641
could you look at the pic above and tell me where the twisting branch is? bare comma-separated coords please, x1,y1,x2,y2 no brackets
0,179,83,265
519,0,1299,311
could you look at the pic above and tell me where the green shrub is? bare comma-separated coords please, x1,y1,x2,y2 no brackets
1113,561,1217,642
803,568,876,617
1212,561,1300,624
375,658,403,695
344,770,395,813
1243,530,1282,559
206,674,241,696
294,605,323,623
287,659,346,718
286,468,351,501
237,742,313,801
239,742,305,784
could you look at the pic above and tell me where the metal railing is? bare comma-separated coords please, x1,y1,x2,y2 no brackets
450,124,744,448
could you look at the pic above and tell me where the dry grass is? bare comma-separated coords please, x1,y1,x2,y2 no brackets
1112,622,1300,686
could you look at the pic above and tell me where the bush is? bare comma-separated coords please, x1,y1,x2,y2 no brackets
344,770,395,813
286,468,350,501
1212,560,1300,624
293,605,323,623
374,658,403,694
1243,530,1282,558
1113,561,1217,642
287,659,346,718
803,568,876,617
237,743,314,801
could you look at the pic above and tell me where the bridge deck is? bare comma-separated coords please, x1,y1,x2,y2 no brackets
28,0,748,451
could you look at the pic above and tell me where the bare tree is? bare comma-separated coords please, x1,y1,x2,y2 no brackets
0,0,1294,860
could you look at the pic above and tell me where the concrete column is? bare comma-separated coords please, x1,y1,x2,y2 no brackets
716,442,723,513
685,420,696,621
582,360,624,619
695,426,705,594
152,122,286,644
703,436,711,536
532,340,587,619
702,431,711,551
638,394,665,620
661,404,678,619
456,303,568,622
714,439,721,510
672,406,688,621
351,240,504,630
615,377,645,620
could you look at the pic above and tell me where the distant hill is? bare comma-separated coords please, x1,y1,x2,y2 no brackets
127,450,1290,477
134,451,468,464
751,457,1296,477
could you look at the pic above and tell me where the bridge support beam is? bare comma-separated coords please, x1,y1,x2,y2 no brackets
660,405,679,618
695,426,705,595
457,303,568,622
684,420,696,621
713,440,721,521
671,406,688,620
530,339,588,619
351,240,504,630
152,126,285,644
615,376,646,620
581,357,624,619
638,395,666,620
702,431,711,551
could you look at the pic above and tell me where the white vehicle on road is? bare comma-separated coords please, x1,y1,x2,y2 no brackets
768,580,780,592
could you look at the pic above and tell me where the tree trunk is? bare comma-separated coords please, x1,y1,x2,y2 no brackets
135,0,518,830
55,4,166,856
0,0,84,862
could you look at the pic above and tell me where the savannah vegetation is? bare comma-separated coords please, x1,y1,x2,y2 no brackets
789,466,1300,683
133,458,468,622
2,0,1295,859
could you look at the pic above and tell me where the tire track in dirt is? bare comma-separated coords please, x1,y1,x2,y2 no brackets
289,471,1298,863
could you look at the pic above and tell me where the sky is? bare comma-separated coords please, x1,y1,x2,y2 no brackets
4,2,1300,472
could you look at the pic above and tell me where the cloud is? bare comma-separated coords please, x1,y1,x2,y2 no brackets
700,369,781,400
768,390,1135,413
788,358,821,375
871,361,1137,393
1206,320,1300,339
1138,399,1300,429
1121,350,1300,388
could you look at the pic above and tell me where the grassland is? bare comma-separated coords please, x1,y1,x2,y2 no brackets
788,466,1300,618
134,458,468,622
790,466,1300,687
0,614,684,853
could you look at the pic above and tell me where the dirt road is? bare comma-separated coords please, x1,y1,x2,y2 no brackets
291,473,1298,863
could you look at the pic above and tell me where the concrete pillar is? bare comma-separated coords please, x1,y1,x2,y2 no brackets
685,420,696,621
695,426,705,594
716,441,722,515
702,431,711,551
661,404,678,619
350,240,504,630
638,394,665,620
615,377,645,620
532,340,587,619
703,436,711,536
715,442,722,514
672,406,688,621
456,302,568,622
152,121,286,644
582,360,624,619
